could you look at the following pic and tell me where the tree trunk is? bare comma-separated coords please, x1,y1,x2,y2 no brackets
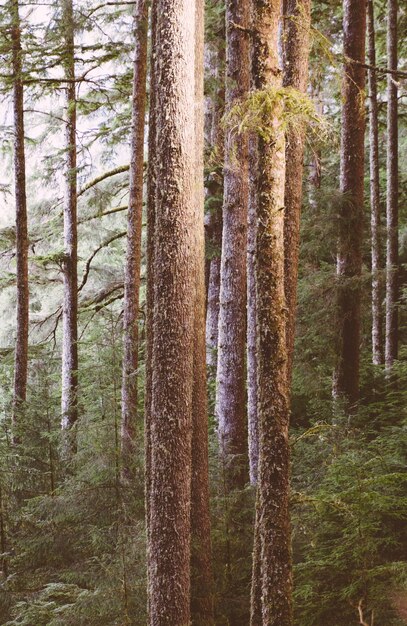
282,0,311,387
385,0,398,369
148,0,196,622
144,0,157,617
11,0,29,444
247,135,259,486
333,0,366,408
121,0,148,477
61,0,78,455
190,3,215,623
205,22,225,370
367,0,384,366
215,0,250,489
250,1,291,624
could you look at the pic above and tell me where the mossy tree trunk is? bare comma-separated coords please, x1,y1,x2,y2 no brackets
282,0,311,387
215,0,250,489
250,1,292,624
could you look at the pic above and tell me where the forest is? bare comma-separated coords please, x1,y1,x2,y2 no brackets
0,0,406,624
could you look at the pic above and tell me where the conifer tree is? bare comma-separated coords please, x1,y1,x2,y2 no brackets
334,0,366,407
147,0,196,621
121,0,148,476
61,0,79,453
10,0,28,443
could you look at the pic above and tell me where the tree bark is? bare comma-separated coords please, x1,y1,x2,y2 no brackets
367,0,384,366
190,3,215,623
333,0,366,408
205,20,225,371
61,0,78,455
385,0,398,369
148,0,196,622
247,135,259,486
282,0,311,387
11,0,29,444
121,0,148,477
145,0,157,617
215,0,250,489
250,1,291,624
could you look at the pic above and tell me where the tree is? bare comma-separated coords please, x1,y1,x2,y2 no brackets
282,0,311,386
61,0,78,453
385,0,398,369
10,0,29,443
215,0,250,488
367,0,384,366
190,3,214,623
121,0,148,476
249,1,291,623
333,0,366,407
147,0,196,622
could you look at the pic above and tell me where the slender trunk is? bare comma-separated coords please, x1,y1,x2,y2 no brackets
250,2,291,624
61,0,78,454
121,0,148,477
216,0,250,489
282,0,311,387
148,0,196,622
247,134,259,486
367,0,384,366
205,24,225,370
334,0,366,408
190,3,214,623
385,0,398,369
11,0,29,444
145,0,157,616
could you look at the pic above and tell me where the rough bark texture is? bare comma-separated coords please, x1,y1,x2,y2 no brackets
216,0,250,488
121,0,148,476
145,0,157,616
334,0,366,408
190,3,215,622
385,0,398,369
367,0,384,366
205,24,225,370
250,1,292,624
61,0,78,454
148,0,196,622
247,133,259,486
282,0,311,387
11,0,29,443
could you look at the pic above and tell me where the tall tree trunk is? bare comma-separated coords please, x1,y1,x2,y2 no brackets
144,0,157,616
190,3,214,623
11,0,28,444
385,0,398,369
215,0,250,488
61,0,78,455
148,0,196,622
282,0,311,387
367,0,384,366
205,21,225,370
247,136,259,486
333,0,366,408
250,1,291,624
121,0,148,477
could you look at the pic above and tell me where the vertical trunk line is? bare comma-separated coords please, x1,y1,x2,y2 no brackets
121,0,149,478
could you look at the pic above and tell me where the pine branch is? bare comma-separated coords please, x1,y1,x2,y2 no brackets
78,231,126,292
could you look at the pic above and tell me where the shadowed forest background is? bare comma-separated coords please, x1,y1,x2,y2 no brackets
0,0,406,624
